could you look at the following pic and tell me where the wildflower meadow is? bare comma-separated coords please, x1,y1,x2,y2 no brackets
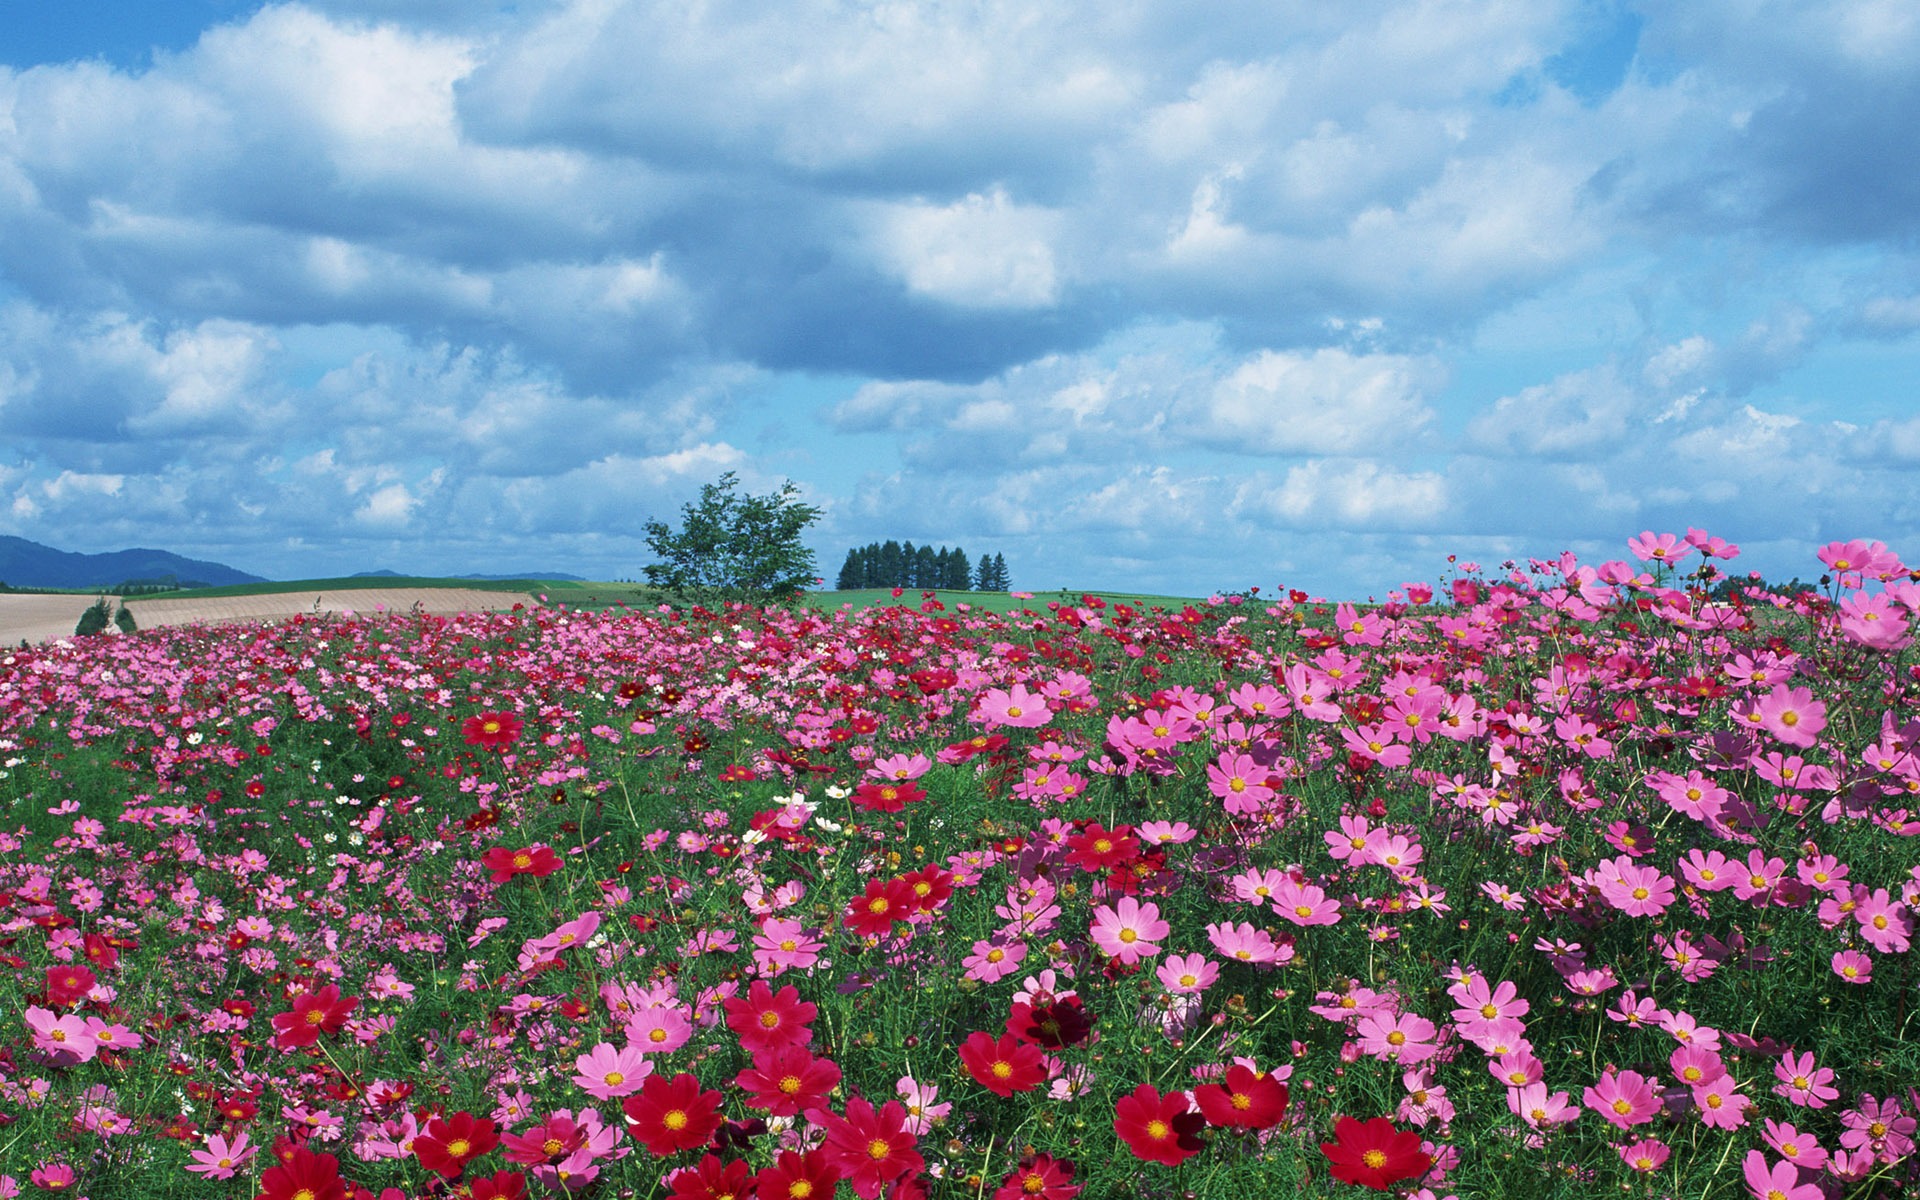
3,529,1920,1200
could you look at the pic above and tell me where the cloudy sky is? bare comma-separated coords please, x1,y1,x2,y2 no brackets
2,0,1917,598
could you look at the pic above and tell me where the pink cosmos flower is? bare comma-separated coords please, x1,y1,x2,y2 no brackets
962,938,1027,984
1832,949,1874,984
1324,814,1374,862
1354,1012,1438,1065
1754,684,1826,749
753,917,824,975
1628,531,1691,565
1271,879,1343,926
1855,888,1913,953
1839,1093,1916,1160
1760,1119,1828,1170
896,1076,951,1136
1507,1082,1578,1130
1742,1149,1822,1200
1155,953,1219,995
1206,920,1288,965
1619,1139,1670,1173
572,1041,651,1099
1584,1069,1662,1130
977,684,1053,729
1692,1078,1751,1130
185,1131,257,1179
625,1005,693,1055
1208,753,1276,814
1089,897,1168,965
1772,1051,1839,1108
23,1007,96,1063
1593,857,1676,918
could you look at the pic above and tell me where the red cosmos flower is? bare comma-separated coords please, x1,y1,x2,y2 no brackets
270,985,359,1050
463,711,523,749
723,979,818,1054
852,780,924,813
818,1096,925,1199
718,764,757,783
1006,998,1095,1049
44,964,96,1006
1112,1083,1207,1166
735,1044,843,1117
958,1031,1046,1097
253,1145,346,1200
623,1072,725,1157
899,864,954,913
414,1110,499,1179
467,1170,529,1200
500,1112,588,1165
1193,1064,1289,1130
1065,822,1140,874
1319,1115,1433,1191
843,878,915,938
481,845,563,883
81,934,117,971
668,1154,755,1200
754,1148,844,1200
994,1154,1081,1200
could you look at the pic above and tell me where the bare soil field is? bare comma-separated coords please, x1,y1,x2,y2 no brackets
1,588,536,647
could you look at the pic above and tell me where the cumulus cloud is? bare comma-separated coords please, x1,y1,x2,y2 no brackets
1195,347,1440,455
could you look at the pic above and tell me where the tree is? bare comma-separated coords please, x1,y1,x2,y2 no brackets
114,603,137,633
836,547,864,591
642,472,822,604
75,596,113,636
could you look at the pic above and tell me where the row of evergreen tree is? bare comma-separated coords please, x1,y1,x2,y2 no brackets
836,542,1010,591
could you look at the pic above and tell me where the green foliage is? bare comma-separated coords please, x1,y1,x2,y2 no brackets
113,603,137,633
73,595,112,636
837,540,982,589
642,471,822,603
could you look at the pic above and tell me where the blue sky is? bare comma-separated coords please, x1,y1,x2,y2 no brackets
2,0,1917,598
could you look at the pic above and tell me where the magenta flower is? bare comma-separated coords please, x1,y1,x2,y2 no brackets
1741,1149,1822,1200
1354,1012,1438,1065
752,917,825,975
976,684,1052,729
1754,683,1826,748
23,1007,96,1064
1155,953,1218,995
572,1041,650,1099
1584,1069,1662,1131
1088,897,1167,965
1772,1050,1839,1109
1855,888,1913,953
186,1131,257,1180
1831,949,1874,985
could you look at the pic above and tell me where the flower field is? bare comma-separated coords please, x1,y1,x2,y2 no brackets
2,531,1919,1200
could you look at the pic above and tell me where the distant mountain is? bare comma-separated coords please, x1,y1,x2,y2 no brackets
350,569,588,581
0,536,267,590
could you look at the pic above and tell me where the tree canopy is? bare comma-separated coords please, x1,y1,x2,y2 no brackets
642,472,822,604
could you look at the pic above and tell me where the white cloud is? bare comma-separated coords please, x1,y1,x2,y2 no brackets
1197,347,1440,455
867,187,1061,309
1236,459,1451,530
1468,363,1645,459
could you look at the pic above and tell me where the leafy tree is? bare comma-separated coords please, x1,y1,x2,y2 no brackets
75,596,113,636
642,472,822,603
945,547,971,590
114,603,137,634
